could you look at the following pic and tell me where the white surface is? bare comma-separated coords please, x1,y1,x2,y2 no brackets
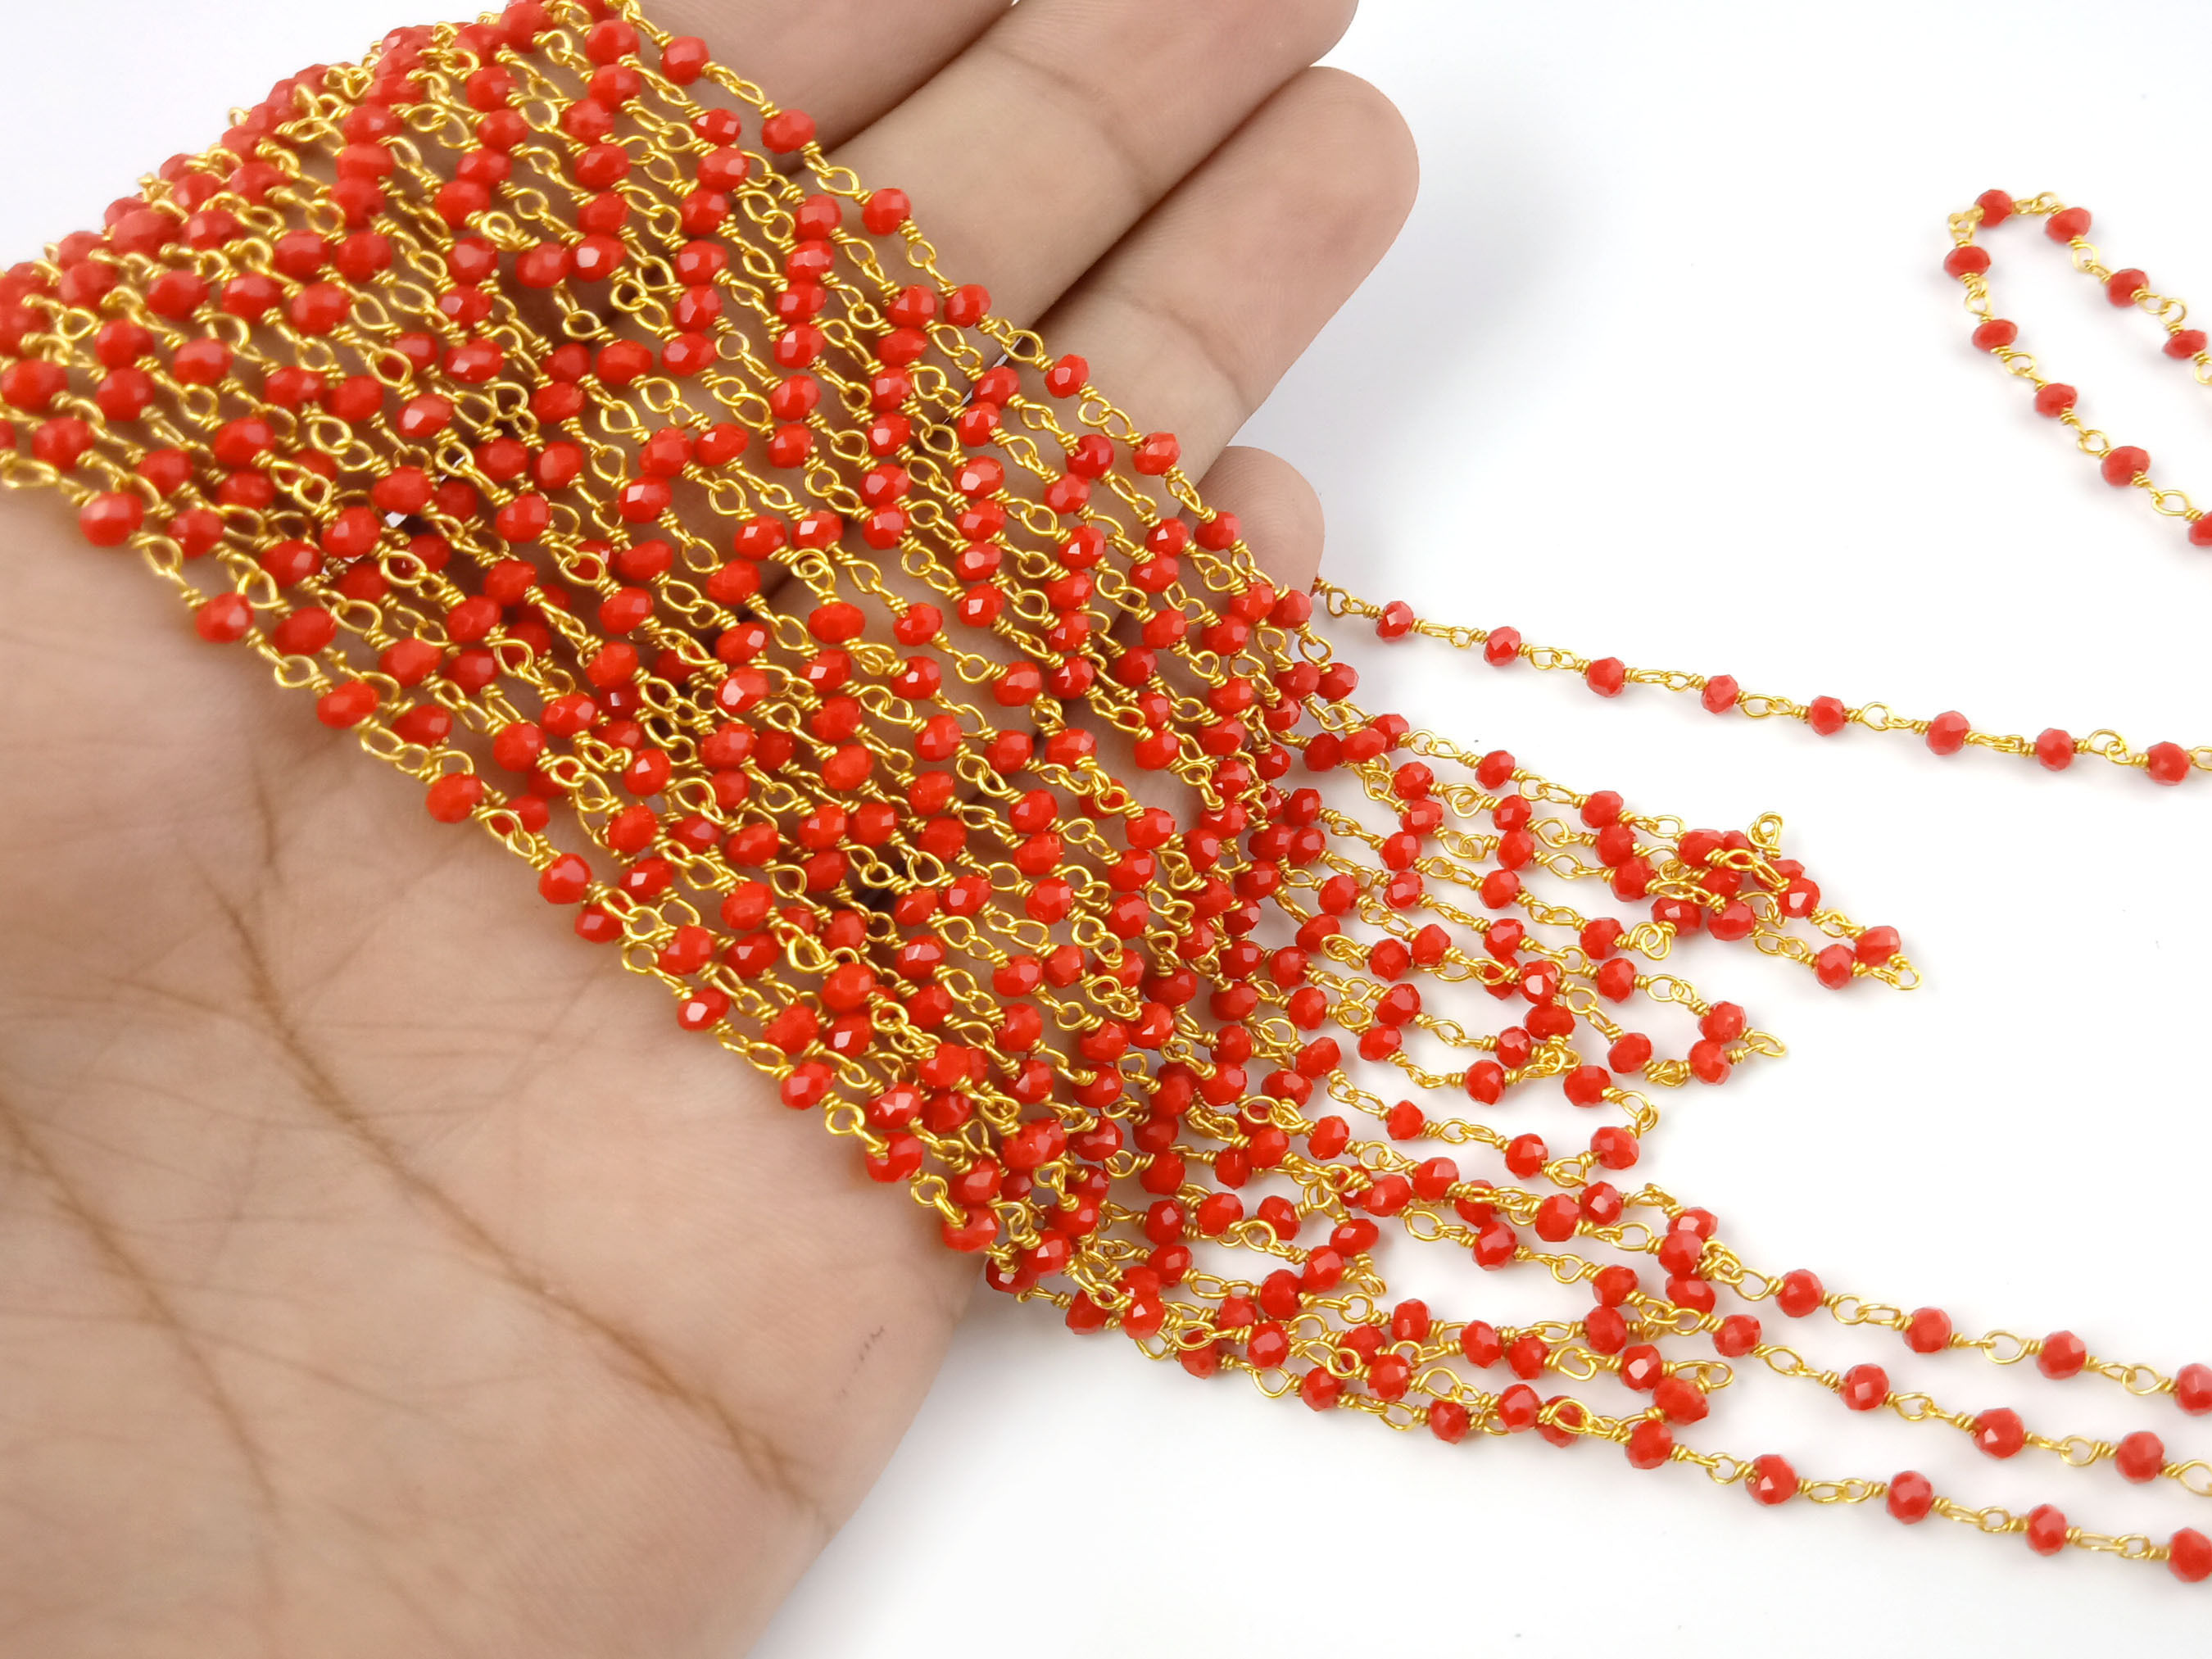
7,3,2210,1654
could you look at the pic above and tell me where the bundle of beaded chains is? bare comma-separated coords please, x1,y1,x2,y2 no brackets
6,0,2210,1583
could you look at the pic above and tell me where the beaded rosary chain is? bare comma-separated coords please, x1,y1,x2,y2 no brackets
1337,187,2212,786
4,3,2210,1586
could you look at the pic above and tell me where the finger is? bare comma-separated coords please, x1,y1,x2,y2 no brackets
1194,444,1327,592
1034,66,1418,479
831,0,1358,326
652,0,1013,147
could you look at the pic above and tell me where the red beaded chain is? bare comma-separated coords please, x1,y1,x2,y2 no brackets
1335,189,2211,789
5,11,2210,1588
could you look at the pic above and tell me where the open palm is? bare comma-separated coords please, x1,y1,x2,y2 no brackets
0,2,1413,1652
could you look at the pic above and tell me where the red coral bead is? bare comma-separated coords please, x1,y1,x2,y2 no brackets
1973,1406,2024,1458
1776,1269,1824,1317
2106,267,2148,306
1925,710,1970,755
2047,206,2091,241
1805,694,1858,734
1814,945,1856,988
1904,1306,1953,1354
1839,1364,1889,1412
194,592,253,642
425,773,485,823
1887,1471,1933,1523
2026,1504,2069,1556
1747,1454,1797,1505
537,854,591,904
2033,382,2078,416
2101,445,2149,485
1624,1419,1673,1469
2036,1330,2087,1380
315,681,378,728
2172,1528,2212,1583
761,109,817,152
77,492,145,546
2116,1430,2166,1483
660,34,708,83
2176,1362,2212,1414
2146,741,2192,785
2034,727,2075,769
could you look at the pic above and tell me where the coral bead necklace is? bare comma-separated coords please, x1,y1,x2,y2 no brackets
3,1,2208,1586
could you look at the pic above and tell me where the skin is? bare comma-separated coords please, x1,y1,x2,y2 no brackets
0,2,1416,1653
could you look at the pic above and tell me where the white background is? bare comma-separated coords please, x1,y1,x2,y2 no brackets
9,3,2211,1654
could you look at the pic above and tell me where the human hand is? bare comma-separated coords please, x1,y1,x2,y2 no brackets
0,2,1413,1653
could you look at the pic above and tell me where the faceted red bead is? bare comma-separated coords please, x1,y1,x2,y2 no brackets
1590,1126,1639,1169
1887,1471,1934,1523
1714,1314,1761,1358
2034,727,2075,770
2147,741,2192,785
1971,318,2018,351
2101,445,2149,486
2033,382,2078,416
2025,1503,2069,1556
1747,1454,1797,1505
1563,1065,1611,1108
2116,1430,2166,1483
1506,1333,1549,1380
2037,1330,2087,1380
1624,1419,1673,1469
1427,1399,1471,1444
2106,268,2148,306
537,853,591,904
1459,1321,1503,1369
1585,655,1626,697
1839,1363,1889,1412
1298,1367,1341,1412
2176,1362,2212,1414
1925,710,1970,755
1942,244,1990,278
1620,1344,1665,1392
1495,1383,1540,1431
77,492,145,547
2047,206,2092,242
2172,1528,2212,1583
761,109,817,152
1132,432,1181,475
1976,189,2014,225
1904,1306,1953,1354
1653,1376,1706,1424
424,773,485,823
1814,944,1856,989
193,592,253,643
1973,1406,2025,1458
1700,674,1739,714
1776,1269,1824,1317
315,681,378,728
1537,1395,1589,1449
